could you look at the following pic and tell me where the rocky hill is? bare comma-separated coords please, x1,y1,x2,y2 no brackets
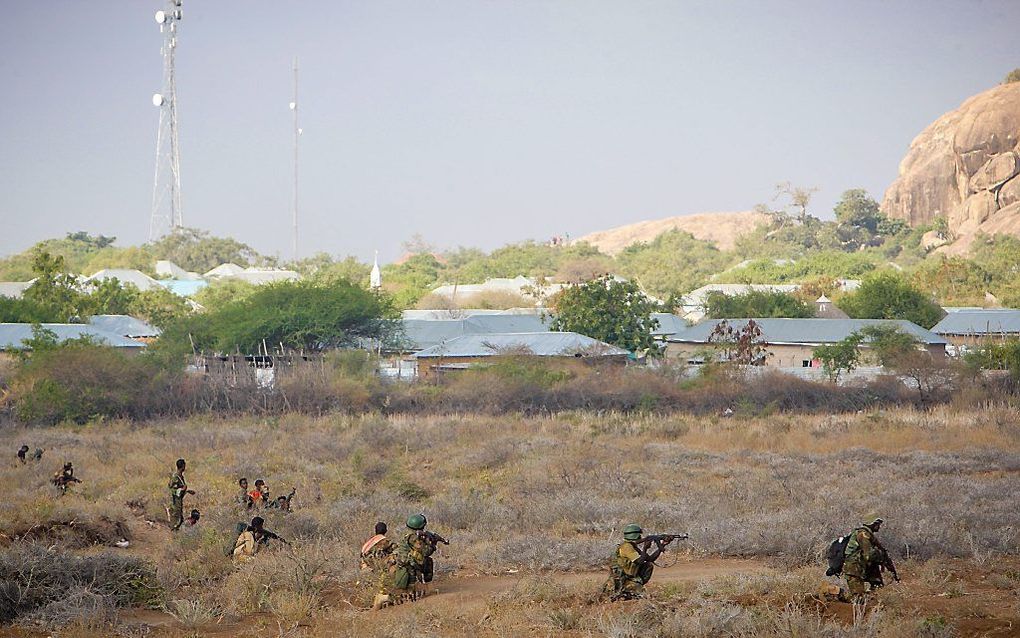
574,210,771,255
882,82,1020,255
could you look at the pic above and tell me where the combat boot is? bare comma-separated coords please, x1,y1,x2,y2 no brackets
371,593,390,610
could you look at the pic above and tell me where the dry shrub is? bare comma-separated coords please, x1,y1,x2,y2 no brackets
0,544,160,625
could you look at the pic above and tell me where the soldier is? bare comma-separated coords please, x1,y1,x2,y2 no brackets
374,514,440,609
17,445,29,464
185,509,201,527
604,524,676,600
266,488,296,512
249,479,270,508
232,516,286,562
238,478,253,508
167,458,195,531
51,462,82,495
843,516,898,601
361,521,394,572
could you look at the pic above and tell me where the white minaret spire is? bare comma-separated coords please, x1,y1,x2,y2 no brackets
149,0,184,240
370,250,382,290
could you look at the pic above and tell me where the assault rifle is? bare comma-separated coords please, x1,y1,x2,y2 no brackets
418,530,450,547
637,533,688,546
877,548,899,582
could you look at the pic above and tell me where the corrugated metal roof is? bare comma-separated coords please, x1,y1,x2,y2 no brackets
931,309,1020,335
667,318,946,345
398,315,552,350
0,281,33,299
414,332,629,358
650,312,687,336
88,315,161,338
87,269,163,292
159,279,209,297
0,323,147,351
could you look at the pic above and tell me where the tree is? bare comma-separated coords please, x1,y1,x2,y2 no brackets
704,290,814,319
838,272,944,329
615,230,730,300
20,250,87,321
183,280,399,353
1004,68,1020,84
706,319,770,365
857,324,919,366
132,287,191,329
148,227,263,273
834,189,883,234
813,333,863,383
774,181,818,223
550,275,661,354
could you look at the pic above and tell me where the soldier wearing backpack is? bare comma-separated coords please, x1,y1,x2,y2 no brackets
839,516,898,600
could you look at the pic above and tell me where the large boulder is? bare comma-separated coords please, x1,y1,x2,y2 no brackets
882,82,1020,253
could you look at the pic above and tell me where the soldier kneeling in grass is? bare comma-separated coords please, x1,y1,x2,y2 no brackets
232,516,287,562
373,514,448,609
604,524,682,601
51,462,82,495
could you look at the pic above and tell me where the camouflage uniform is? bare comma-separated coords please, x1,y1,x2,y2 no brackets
843,526,886,598
168,471,188,531
383,531,435,601
604,541,655,600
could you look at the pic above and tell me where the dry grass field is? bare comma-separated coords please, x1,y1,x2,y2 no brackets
0,407,1018,637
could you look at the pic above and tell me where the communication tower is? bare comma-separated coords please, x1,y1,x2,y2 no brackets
289,57,301,260
149,0,184,240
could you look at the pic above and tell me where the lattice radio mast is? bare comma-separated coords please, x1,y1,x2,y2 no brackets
149,1,184,240
289,56,300,260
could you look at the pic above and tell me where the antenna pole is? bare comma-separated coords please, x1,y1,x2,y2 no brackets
291,56,299,261
150,0,184,240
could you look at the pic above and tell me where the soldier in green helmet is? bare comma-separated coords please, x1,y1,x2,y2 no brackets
373,514,447,609
842,516,897,601
604,524,677,600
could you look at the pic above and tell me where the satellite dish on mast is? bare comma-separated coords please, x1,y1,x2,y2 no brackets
153,93,165,106
155,10,166,23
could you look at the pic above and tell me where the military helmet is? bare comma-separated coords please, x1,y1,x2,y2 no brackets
862,514,883,527
623,523,643,541
407,514,427,530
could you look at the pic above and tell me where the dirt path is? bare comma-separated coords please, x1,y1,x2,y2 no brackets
414,557,769,606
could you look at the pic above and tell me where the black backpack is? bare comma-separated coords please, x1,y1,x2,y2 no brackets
825,534,851,576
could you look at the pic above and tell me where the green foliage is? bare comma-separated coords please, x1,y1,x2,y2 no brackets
838,272,944,328
813,333,863,382
717,250,878,284
381,253,446,309
147,227,263,273
1004,68,1020,84
615,230,731,299
179,280,399,353
484,357,573,387
857,325,919,367
132,287,191,329
834,189,883,234
11,341,161,424
966,339,1020,381
704,290,814,319
193,279,259,309
550,275,661,354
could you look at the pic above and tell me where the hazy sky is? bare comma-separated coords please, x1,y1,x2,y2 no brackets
1,1,1018,263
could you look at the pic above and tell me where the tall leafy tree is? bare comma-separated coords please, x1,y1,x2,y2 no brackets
838,272,944,329
550,274,661,354
704,290,814,319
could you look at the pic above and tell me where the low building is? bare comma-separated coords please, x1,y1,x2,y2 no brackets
0,323,147,361
0,281,34,299
666,318,946,367
86,269,164,292
931,309,1020,347
413,331,629,378
429,276,566,306
398,314,553,352
88,315,161,342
